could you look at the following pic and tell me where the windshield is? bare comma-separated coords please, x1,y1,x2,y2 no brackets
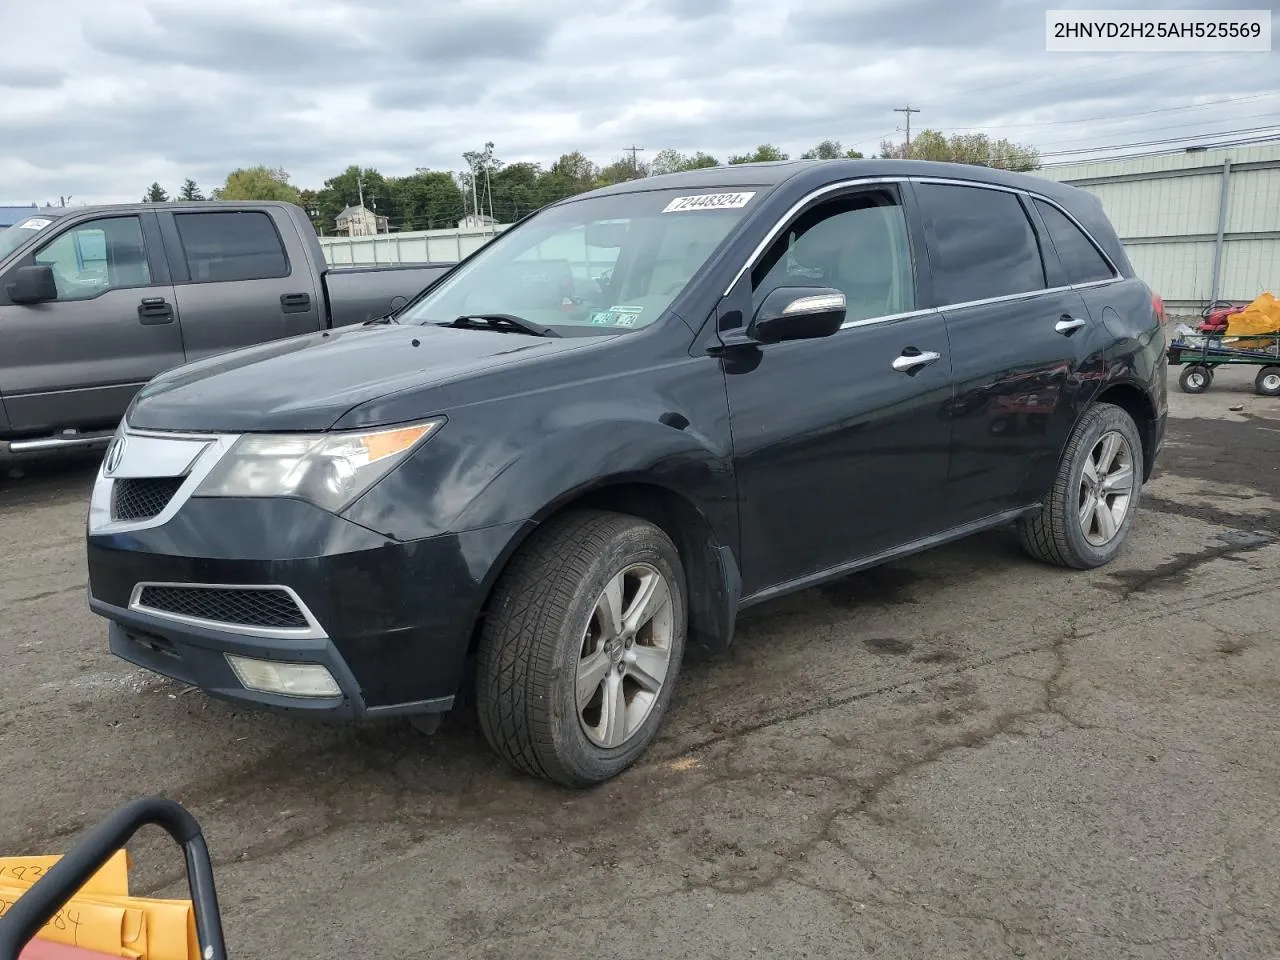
0,215,57,260
400,187,759,333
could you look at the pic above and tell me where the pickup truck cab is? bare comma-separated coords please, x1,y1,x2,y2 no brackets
85,159,1167,787
0,201,450,458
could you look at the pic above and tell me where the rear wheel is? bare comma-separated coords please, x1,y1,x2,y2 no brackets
1178,364,1212,394
1017,403,1144,570
1255,366,1280,398
475,509,687,787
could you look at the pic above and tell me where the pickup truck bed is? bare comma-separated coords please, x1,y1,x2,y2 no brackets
0,201,453,457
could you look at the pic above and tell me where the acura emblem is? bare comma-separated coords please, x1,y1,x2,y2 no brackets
104,435,126,475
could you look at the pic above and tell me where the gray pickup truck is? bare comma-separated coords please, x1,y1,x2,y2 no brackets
0,201,453,458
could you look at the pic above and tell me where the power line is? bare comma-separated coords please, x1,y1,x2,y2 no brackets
1037,124,1280,159
939,91,1280,132
624,144,645,171
1039,133,1280,166
1032,112,1280,151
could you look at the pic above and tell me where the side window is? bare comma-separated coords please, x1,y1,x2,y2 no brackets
174,211,289,283
751,190,916,323
1033,198,1115,285
33,217,151,301
916,183,1045,305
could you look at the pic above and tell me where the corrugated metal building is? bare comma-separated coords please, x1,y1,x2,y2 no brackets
1035,143,1280,315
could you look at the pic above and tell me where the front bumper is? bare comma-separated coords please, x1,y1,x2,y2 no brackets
88,489,530,719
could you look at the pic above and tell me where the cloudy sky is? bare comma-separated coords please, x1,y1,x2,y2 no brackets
1,0,1277,205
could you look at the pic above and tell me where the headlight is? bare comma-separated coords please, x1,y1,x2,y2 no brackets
194,419,442,512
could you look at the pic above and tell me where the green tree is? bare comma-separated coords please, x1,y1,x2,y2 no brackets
391,170,467,230
533,151,599,206
877,129,1039,170
486,162,542,221
212,166,302,203
596,156,650,187
142,182,169,202
178,179,204,201
650,149,721,176
296,189,324,233
799,140,864,160
727,144,788,164
315,166,392,230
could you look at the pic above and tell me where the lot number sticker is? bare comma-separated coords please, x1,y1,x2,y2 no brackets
662,192,756,213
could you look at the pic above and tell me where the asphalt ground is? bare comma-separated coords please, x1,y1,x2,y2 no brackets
2,363,1278,959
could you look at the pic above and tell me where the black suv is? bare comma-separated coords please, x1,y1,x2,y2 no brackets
85,159,1167,787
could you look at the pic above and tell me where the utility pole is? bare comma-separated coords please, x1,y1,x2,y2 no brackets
894,105,920,157
624,144,645,174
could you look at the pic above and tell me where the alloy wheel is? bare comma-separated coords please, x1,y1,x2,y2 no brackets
1078,430,1135,547
576,562,674,748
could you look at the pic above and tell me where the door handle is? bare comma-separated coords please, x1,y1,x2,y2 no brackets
892,349,941,373
137,298,174,325
1055,315,1088,335
280,292,312,314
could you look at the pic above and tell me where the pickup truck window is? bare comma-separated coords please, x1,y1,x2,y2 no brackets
915,182,1046,306
399,187,756,333
174,211,290,283
0,217,56,260
751,190,916,324
33,216,151,301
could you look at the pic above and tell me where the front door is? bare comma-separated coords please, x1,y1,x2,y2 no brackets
720,183,954,598
0,212,185,434
912,181,1108,522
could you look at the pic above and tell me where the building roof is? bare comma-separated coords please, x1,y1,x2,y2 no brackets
336,204,377,221
0,205,41,228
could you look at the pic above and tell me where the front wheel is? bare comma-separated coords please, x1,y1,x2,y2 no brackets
1179,364,1212,394
475,509,687,787
1255,365,1280,398
1017,403,1144,570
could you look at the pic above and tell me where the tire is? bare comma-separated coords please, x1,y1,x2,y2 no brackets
1017,403,1144,570
1254,366,1280,398
475,509,687,788
1178,364,1212,394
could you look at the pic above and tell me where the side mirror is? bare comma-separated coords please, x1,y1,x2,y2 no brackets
750,286,846,343
6,265,57,305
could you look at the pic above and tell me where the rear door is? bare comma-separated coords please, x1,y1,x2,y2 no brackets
159,209,322,362
913,179,1104,523
0,211,184,434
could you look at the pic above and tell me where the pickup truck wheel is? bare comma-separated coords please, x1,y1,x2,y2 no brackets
1017,403,1144,570
475,509,687,787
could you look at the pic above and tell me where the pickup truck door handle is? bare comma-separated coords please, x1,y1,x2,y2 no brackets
1055,315,1089,335
892,348,941,373
280,292,312,314
137,297,174,325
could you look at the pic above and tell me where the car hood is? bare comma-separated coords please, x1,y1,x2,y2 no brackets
127,323,598,433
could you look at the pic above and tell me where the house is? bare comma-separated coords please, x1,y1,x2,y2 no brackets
457,213,498,230
334,204,390,236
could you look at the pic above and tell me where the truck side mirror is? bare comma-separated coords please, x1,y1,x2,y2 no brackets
749,287,847,344
7,265,58,305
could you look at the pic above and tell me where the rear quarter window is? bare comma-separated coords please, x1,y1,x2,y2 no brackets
917,183,1046,306
1033,198,1116,285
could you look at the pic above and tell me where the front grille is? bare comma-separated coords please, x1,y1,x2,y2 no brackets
112,477,185,521
136,586,310,630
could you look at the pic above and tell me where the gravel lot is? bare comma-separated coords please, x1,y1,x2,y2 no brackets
2,364,1278,959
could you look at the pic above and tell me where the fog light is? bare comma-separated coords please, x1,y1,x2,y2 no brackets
226,655,341,698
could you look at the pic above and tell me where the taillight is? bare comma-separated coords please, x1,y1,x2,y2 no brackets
1151,292,1166,321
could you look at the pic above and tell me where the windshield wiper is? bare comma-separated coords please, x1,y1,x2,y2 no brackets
362,311,400,326
441,313,561,338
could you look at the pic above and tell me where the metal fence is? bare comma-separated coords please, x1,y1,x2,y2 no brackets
319,225,509,265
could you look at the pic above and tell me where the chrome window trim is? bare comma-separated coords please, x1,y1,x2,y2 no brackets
726,173,1123,306
128,581,328,640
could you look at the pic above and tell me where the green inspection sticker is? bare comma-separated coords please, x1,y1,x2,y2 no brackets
589,305,643,326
